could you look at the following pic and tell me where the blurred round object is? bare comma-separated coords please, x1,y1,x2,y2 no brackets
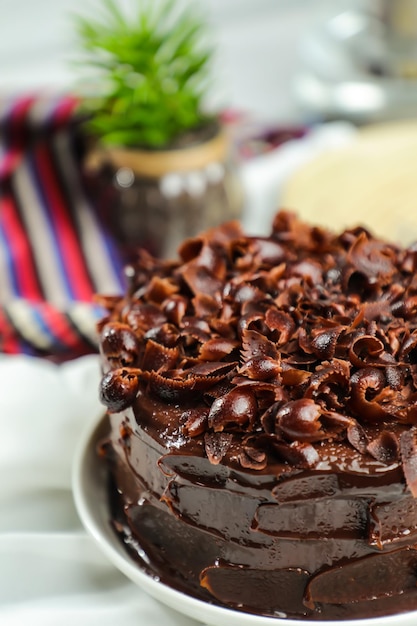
294,1,417,123
282,119,417,245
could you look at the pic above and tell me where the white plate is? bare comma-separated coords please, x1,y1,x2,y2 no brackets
72,413,417,626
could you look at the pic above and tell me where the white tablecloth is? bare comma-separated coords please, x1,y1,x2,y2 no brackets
0,354,200,626
0,123,356,626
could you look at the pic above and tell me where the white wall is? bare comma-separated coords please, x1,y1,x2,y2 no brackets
0,0,334,122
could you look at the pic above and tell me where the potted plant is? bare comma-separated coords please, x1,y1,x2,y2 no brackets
73,0,243,260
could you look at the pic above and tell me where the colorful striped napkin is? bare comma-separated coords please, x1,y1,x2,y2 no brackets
0,94,125,358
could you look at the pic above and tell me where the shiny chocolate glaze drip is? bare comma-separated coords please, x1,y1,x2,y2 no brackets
98,212,417,619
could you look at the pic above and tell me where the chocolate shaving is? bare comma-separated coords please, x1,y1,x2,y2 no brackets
125,302,166,333
204,432,233,464
292,259,323,285
385,365,404,390
272,440,320,469
147,370,222,401
347,420,369,454
367,431,400,465
241,329,279,362
182,265,223,297
239,446,267,470
349,335,385,368
144,322,180,348
250,237,286,266
141,339,180,372
400,427,417,497
162,294,188,325
182,361,237,378
304,361,350,408
264,308,295,344
192,293,221,318
399,331,417,364
199,337,238,361
238,356,281,381
183,408,209,437
145,275,178,303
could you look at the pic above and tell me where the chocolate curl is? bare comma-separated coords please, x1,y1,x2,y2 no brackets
145,275,178,304
162,294,188,326
100,367,140,412
147,362,236,402
276,399,326,442
392,296,417,320
228,281,265,305
126,302,167,333
304,360,350,410
348,231,396,285
349,367,390,422
141,339,180,372
100,322,140,368
208,387,258,432
192,292,221,318
310,326,344,360
272,440,320,469
399,330,417,364
240,329,279,362
179,317,211,345
249,237,286,266
144,322,180,348
349,335,385,368
264,307,295,345
182,264,223,298
280,364,311,386
292,259,324,285
385,365,404,390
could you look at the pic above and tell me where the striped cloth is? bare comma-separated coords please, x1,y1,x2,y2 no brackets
0,94,125,358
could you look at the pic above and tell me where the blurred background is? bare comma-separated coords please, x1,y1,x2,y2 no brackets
4,0,417,122
0,0,330,123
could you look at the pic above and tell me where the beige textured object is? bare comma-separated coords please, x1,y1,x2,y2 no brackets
282,120,417,245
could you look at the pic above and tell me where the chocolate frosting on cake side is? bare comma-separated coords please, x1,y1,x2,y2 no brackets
97,211,417,619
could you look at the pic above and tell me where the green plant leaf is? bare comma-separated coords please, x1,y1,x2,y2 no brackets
73,0,215,149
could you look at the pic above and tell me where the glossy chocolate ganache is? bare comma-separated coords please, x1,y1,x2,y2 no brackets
97,211,417,620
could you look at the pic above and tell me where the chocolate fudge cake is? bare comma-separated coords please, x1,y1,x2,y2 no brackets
97,211,417,620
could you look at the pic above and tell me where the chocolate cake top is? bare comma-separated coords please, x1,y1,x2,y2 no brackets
98,211,417,490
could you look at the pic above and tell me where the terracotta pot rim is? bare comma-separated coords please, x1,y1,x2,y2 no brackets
85,128,229,179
